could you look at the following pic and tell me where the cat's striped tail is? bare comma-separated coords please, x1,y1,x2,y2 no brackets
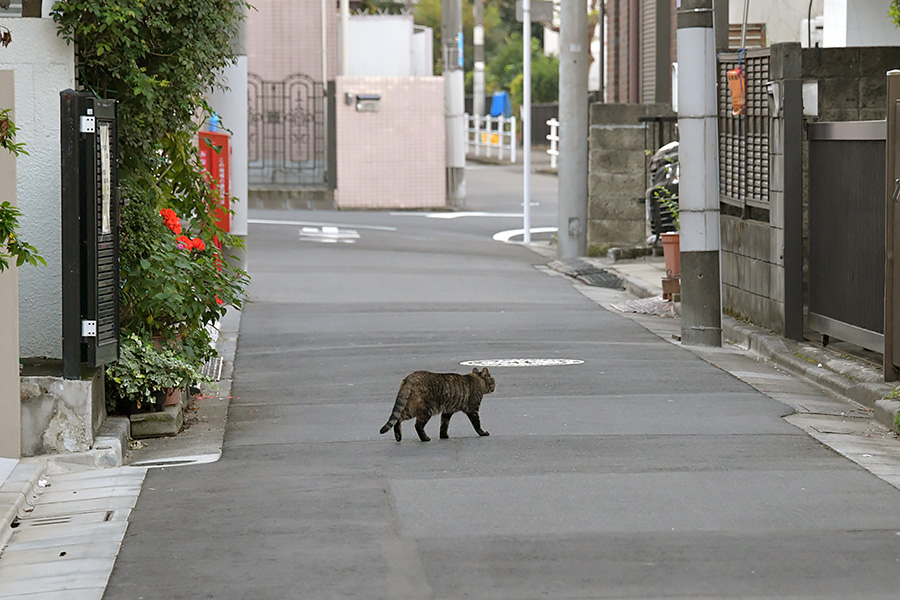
380,387,411,434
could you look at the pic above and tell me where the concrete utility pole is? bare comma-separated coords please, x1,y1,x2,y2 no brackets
473,0,485,116
557,0,588,258
443,0,466,205
207,0,249,271
677,0,722,346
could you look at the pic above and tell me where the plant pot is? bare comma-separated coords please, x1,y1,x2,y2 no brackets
151,387,182,412
661,232,680,277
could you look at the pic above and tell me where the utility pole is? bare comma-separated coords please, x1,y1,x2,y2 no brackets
207,0,248,272
473,0,485,116
443,0,466,206
557,0,588,258
677,0,722,346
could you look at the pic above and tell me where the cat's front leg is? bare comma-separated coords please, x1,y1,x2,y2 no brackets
393,422,402,442
466,411,489,437
415,414,431,442
440,413,453,439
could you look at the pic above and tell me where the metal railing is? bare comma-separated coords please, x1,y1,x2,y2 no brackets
464,114,517,162
546,118,559,169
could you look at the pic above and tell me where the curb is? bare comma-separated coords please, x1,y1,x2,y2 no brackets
0,461,42,551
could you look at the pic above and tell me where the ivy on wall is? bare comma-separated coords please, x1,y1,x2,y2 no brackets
52,0,251,405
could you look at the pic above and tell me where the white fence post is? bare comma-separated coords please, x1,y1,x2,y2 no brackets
546,118,559,169
463,113,517,164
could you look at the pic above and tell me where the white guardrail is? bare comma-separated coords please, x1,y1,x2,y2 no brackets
546,118,559,169
464,114,517,163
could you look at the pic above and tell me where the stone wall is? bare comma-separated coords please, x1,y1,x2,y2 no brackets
20,371,104,457
587,103,676,253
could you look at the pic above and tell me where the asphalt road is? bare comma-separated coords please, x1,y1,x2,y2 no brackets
105,164,900,599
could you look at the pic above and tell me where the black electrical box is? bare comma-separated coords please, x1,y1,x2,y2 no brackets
61,90,121,379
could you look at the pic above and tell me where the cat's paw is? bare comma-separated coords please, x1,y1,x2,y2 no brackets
479,430,490,437
440,433,449,439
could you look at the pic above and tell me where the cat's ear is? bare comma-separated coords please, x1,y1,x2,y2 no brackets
481,367,490,376
472,367,479,374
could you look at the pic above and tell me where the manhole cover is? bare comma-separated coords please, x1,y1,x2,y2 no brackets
460,358,584,367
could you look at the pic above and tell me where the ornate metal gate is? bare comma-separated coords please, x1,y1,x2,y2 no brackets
248,73,329,187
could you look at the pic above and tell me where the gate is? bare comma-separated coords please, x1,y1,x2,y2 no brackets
807,120,886,354
248,73,330,187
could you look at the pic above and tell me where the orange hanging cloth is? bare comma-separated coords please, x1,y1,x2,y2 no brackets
727,66,746,116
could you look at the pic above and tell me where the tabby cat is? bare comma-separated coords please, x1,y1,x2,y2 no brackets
379,368,495,442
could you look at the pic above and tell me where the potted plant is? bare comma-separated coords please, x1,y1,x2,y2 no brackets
106,334,210,412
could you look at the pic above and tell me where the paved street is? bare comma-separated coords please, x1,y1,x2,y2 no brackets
101,163,900,599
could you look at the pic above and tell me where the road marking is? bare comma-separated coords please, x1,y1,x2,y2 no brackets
493,226,558,243
461,358,584,367
300,226,360,244
389,211,524,219
249,218,396,232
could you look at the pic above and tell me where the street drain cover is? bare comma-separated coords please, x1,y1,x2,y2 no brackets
461,358,584,367
547,258,624,289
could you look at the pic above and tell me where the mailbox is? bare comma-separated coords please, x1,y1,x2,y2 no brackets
61,90,121,379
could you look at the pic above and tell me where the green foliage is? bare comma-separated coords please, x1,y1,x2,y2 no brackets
415,0,505,77
0,109,44,272
891,0,900,26
52,0,250,405
0,201,46,272
106,333,210,409
501,35,559,110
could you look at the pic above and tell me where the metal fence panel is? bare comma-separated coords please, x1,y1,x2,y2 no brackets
807,120,886,352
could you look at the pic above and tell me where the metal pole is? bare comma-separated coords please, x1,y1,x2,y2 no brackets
677,0,722,347
557,0,589,258
340,0,350,75
523,0,532,243
443,0,466,205
474,0,486,116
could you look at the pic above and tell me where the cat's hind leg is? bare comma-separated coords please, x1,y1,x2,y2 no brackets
415,414,431,442
466,411,489,437
440,413,453,439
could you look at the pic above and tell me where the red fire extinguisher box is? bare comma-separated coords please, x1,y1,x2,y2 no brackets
198,131,230,232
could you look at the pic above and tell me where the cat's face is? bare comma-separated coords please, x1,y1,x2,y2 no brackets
473,367,495,393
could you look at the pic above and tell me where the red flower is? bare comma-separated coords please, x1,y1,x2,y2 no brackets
160,208,182,234
175,234,191,250
175,235,206,252
215,295,224,306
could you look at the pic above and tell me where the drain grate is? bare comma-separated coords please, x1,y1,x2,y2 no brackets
611,296,677,318
200,356,224,381
15,511,115,529
547,258,624,289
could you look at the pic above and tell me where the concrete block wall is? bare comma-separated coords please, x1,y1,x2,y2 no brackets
719,44,799,336
587,103,675,252
802,47,900,121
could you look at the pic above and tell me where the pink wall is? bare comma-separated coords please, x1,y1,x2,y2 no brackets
334,77,446,209
247,0,338,82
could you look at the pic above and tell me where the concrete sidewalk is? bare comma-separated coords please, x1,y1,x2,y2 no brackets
568,249,900,434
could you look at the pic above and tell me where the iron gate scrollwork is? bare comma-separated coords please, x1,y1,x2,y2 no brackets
248,73,328,187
